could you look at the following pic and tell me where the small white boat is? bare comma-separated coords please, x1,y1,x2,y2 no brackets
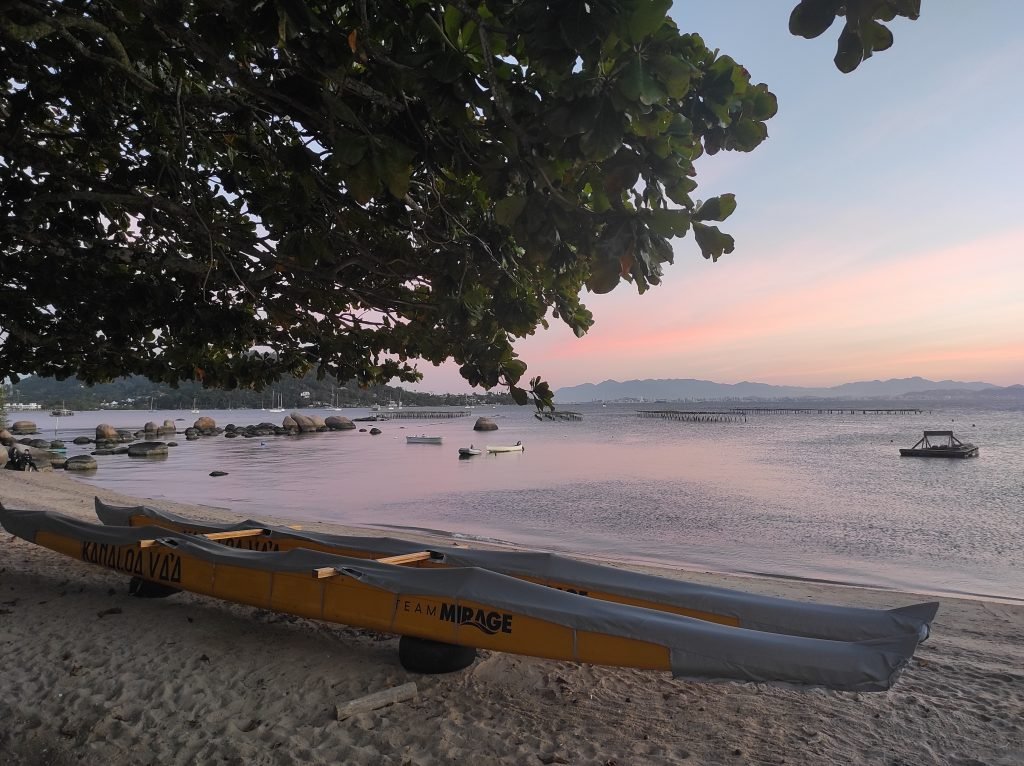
406,435,442,445
458,446,481,456
486,441,523,453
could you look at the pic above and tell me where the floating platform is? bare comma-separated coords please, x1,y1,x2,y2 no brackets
899,431,979,458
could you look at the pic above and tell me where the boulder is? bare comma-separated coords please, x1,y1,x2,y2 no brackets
72,436,92,445
27,438,51,449
0,429,13,446
473,417,499,431
160,419,177,433
209,470,229,477
307,414,327,430
96,423,119,441
11,420,37,435
325,416,356,431
369,427,382,435
49,440,65,450
193,416,216,431
127,441,169,458
144,421,159,433
288,412,318,433
65,455,98,472
282,415,298,432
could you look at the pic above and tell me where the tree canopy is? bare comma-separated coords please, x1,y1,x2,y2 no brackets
0,1,919,406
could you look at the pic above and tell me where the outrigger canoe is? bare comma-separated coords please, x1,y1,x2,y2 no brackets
0,503,937,691
94,498,936,644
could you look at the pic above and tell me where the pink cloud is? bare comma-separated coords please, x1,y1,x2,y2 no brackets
516,226,1024,387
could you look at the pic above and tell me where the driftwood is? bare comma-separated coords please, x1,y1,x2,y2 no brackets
335,682,418,721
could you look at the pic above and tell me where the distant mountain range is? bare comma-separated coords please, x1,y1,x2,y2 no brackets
554,377,1024,403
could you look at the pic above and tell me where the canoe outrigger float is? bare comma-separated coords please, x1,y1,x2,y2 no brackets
0,501,939,691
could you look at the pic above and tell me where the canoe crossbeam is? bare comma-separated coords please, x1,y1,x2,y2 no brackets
312,550,434,579
140,528,266,548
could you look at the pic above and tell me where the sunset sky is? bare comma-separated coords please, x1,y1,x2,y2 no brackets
415,2,1024,393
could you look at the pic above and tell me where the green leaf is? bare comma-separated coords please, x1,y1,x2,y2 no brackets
581,99,624,160
652,54,693,99
727,119,768,151
494,196,527,227
585,256,621,294
692,222,735,262
694,194,736,222
649,208,691,237
863,20,894,52
627,0,672,43
834,25,864,73
750,88,779,121
666,177,697,206
443,5,463,44
346,157,378,204
509,385,529,406
789,0,841,39
504,359,527,380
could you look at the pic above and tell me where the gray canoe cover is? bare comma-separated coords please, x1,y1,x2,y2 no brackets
95,498,937,643
5,507,923,692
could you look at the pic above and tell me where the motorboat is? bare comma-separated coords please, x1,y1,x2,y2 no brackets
458,446,482,456
406,435,442,445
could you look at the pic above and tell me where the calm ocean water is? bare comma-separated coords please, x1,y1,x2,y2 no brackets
25,402,1024,603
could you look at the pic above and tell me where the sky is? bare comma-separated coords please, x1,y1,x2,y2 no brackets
412,1,1024,394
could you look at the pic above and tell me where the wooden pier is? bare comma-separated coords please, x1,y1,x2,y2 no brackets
637,410,747,423
729,408,923,416
363,409,470,420
534,411,583,421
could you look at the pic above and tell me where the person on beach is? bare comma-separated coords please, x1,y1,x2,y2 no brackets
8,449,38,472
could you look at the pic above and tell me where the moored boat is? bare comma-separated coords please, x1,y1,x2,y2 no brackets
458,446,482,456
0,503,936,691
407,435,443,445
899,430,979,458
487,441,523,453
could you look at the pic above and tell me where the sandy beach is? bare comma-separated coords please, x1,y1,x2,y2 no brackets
1,468,1022,765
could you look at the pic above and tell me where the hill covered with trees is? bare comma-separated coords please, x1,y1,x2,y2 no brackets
2,374,510,412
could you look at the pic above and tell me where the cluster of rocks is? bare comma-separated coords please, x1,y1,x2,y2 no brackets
217,412,356,439
2,412,362,473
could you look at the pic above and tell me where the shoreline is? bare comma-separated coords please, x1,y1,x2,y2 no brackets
1,469,1023,764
